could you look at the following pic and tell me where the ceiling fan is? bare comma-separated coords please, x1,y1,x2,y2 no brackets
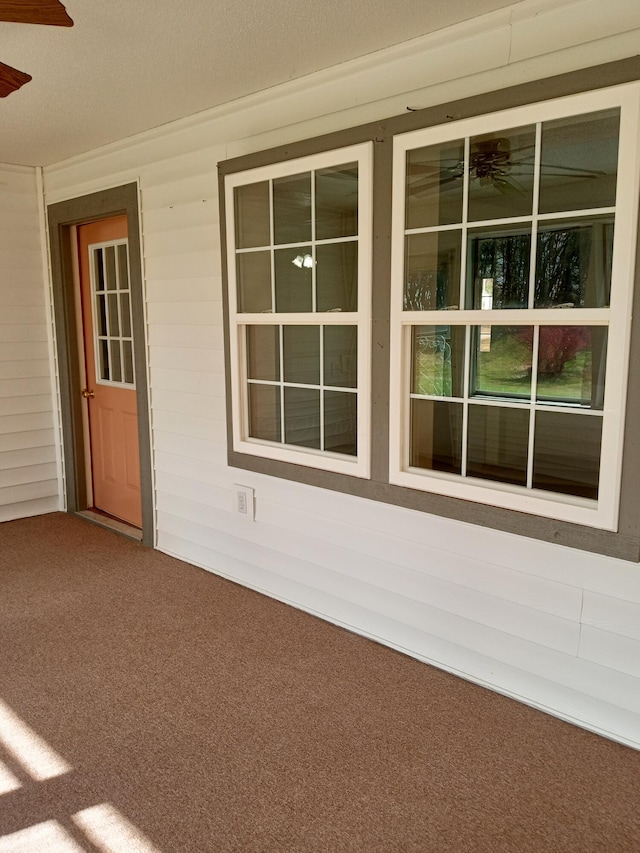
0,0,73,98
408,136,607,198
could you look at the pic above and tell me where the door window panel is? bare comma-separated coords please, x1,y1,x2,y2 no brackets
90,240,135,387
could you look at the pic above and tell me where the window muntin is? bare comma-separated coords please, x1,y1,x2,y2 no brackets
89,240,135,387
391,87,640,529
225,143,372,477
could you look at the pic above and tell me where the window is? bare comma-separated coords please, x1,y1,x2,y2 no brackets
224,144,372,477
390,86,640,529
90,240,135,386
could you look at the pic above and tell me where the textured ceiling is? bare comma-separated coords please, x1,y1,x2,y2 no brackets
0,0,522,167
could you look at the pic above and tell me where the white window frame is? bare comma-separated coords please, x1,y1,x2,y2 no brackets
389,84,640,531
225,142,373,478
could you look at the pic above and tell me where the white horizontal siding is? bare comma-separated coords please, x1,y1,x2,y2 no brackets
39,0,640,748
0,166,59,522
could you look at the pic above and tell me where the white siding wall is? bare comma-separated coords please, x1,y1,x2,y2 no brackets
0,166,60,522
42,0,640,747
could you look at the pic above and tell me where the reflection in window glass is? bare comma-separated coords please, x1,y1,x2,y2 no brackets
467,126,536,222
535,326,607,409
410,399,463,474
283,326,320,385
235,182,270,249
316,242,358,312
405,141,464,229
405,230,462,310
324,391,357,455
472,326,533,400
247,325,280,381
284,387,320,448
237,251,272,313
316,163,358,239
467,405,529,486
249,385,281,442
539,109,620,215
273,173,312,244
412,326,465,397
324,326,357,388
468,227,531,309
533,410,602,499
535,217,614,308
275,247,312,312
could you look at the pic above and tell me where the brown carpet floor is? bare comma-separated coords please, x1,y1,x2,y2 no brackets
0,512,638,852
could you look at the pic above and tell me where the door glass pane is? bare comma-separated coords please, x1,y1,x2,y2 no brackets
104,246,117,290
283,326,319,385
410,399,463,474
98,339,109,381
96,294,107,336
536,326,607,409
248,384,281,442
117,244,129,289
275,247,312,312
324,326,357,388
94,248,105,291
467,226,531,309
533,411,602,499
315,163,358,239
412,325,465,397
107,293,120,336
284,387,320,448
534,216,614,308
467,405,529,486
324,391,357,455
316,242,358,312
120,292,131,337
122,340,134,384
472,326,533,400
468,126,536,222
539,109,620,215
237,251,272,313
235,182,270,249
406,141,465,229
273,173,312,244
109,340,122,383
247,325,280,381
405,230,462,310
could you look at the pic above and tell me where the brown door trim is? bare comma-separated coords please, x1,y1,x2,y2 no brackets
48,183,153,546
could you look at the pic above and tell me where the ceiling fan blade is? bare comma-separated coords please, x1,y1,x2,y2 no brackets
0,0,73,26
0,61,31,97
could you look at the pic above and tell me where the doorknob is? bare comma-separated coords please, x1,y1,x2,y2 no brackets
81,388,95,399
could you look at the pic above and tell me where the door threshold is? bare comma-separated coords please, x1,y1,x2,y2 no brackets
78,509,143,542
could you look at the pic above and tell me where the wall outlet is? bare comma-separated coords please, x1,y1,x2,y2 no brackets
234,485,255,520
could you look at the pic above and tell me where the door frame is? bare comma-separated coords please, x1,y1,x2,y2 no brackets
48,183,154,546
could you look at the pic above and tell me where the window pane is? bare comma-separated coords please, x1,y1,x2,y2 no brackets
273,173,312,244
316,242,358,312
536,326,606,409
534,217,614,308
283,326,319,385
404,230,462,310
406,141,464,228
105,246,117,290
472,326,533,400
96,294,107,336
275,247,312,312
539,109,620,215
107,293,120,336
410,399,463,474
237,251,272,313
117,244,129,290
468,126,536,222
248,384,281,442
467,226,531,309
284,387,320,448
94,248,105,291
467,405,529,486
324,391,357,455
120,292,131,337
533,411,602,499
324,325,357,388
412,325,465,397
109,339,122,383
122,340,134,385
234,182,270,249
316,163,358,239
247,325,280,381
98,339,109,381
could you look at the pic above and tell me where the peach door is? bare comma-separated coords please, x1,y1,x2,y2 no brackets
78,216,142,528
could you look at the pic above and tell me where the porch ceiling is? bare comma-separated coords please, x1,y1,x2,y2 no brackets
0,0,524,168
